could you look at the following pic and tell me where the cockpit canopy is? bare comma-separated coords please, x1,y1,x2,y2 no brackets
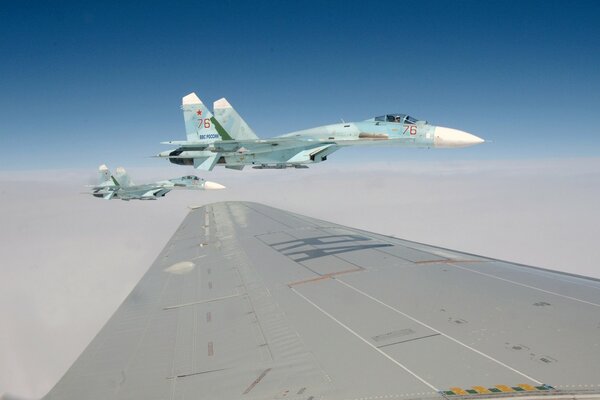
181,175,200,181
374,114,419,124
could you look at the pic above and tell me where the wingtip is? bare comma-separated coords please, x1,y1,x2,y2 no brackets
213,97,231,109
182,92,202,105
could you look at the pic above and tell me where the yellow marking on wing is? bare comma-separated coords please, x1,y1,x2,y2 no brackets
495,385,514,392
450,387,468,395
472,386,491,394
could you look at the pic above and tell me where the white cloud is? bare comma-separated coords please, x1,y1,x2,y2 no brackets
1,158,599,398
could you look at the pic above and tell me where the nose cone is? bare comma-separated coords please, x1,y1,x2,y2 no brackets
434,126,484,148
204,181,226,190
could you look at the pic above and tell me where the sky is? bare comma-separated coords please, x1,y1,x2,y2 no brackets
1,1,600,398
1,0,600,168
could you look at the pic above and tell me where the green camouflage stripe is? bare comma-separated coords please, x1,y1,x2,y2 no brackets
210,117,233,141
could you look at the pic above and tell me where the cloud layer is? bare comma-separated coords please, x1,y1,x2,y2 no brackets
1,158,599,398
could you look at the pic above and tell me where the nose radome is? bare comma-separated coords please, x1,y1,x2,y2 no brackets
204,181,226,190
434,126,485,148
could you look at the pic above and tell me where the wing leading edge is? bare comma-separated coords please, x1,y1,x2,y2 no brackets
42,202,600,400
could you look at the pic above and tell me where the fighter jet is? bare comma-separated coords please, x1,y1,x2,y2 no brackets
157,93,485,170
88,165,225,200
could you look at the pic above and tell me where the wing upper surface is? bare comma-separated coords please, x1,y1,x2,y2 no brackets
43,202,600,400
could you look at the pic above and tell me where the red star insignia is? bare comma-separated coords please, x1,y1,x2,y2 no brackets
196,110,202,116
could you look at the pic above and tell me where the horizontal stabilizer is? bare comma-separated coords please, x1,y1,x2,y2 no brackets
193,154,220,171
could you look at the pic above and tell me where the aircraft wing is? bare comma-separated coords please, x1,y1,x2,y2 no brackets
42,202,600,400
163,138,339,170
236,138,334,153
163,137,334,153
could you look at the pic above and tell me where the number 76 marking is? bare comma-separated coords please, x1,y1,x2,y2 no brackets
198,118,211,129
403,125,417,135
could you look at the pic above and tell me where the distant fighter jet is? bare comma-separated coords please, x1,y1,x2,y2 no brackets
88,165,225,200
157,93,485,170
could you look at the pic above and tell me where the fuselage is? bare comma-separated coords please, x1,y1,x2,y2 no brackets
160,114,484,170
91,176,225,200
278,117,483,148
92,183,172,200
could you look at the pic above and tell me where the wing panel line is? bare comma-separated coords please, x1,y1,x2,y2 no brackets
335,278,543,385
448,263,600,308
469,261,600,292
114,272,175,397
162,293,242,310
242,203,302,229
290,287,440,392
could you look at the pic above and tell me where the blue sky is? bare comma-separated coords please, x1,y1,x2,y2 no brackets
1,0,599,169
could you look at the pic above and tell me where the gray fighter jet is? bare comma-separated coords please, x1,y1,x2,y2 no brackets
157,93,485,170
88,165,225,200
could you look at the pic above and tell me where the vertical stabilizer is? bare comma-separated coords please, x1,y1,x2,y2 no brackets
114,167,133,187
98,164,111,183
182,93,231,142
213,98,259,140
